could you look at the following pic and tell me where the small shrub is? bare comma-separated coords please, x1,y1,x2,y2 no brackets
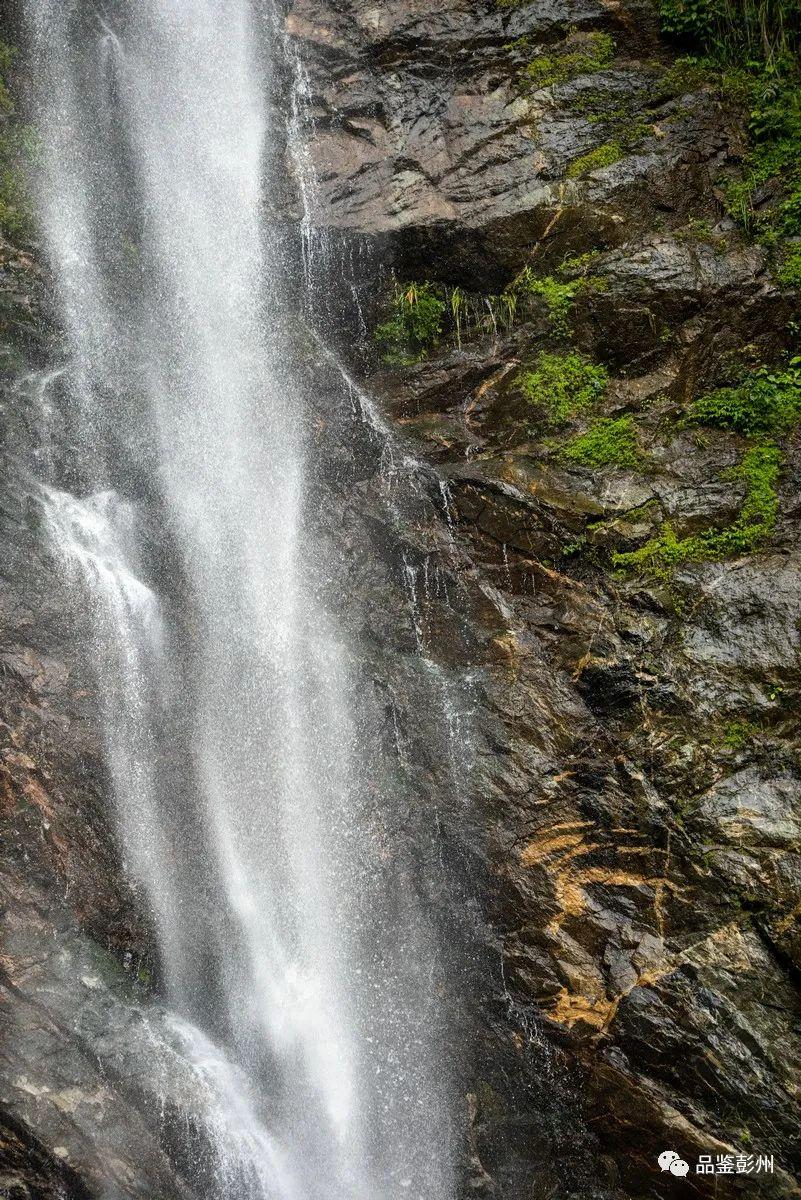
561,415,641,468
517,351,608,423
374,282,446,366
566,141,623,178
688,360,801,434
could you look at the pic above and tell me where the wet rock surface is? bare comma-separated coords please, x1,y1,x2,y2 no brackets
286,0,801,1195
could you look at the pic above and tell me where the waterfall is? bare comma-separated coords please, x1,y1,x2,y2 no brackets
22,2,455,1197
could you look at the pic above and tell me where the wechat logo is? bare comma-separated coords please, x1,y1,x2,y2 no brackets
658,1151,690,1177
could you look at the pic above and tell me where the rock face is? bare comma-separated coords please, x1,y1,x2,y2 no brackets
2,0,801,1198
282,0,801,1196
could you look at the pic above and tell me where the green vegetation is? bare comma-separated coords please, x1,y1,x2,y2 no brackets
566,141,623,178
688,359,801,435
720,718,759,748
561,415,641,467
517,351,608,422
374,282,446,365
508,268,579,337
656,0,801,282
521,32,614,91
613,443,780,574
558,250,601,276
657,0,798,62
0,39,33,240
778,243,801,286
373,265,608,364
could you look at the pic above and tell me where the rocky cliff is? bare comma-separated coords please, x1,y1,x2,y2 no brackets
285,0,801,1195
1,0,801,1197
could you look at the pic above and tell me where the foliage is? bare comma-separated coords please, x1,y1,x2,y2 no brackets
521,32,614,91
613,443,780,574
517,351,608,422
566,141,623,178
688,359,801,434
656,0,801,286
720,718,759,748
657,0,799,62
508,268,579,336
0,39,33,240
374,282,446,365
561,415,641,467
721,69,801,238
778,242,801,285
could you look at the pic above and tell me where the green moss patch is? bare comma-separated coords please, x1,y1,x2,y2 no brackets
561,415,641,468
517,351,608,423
566,141,623,178
507,268,579,337
777,243,801,286
521,32,614,91
0,39,34,240
613,443,780,575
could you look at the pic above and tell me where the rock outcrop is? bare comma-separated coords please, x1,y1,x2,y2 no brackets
285,0,801,1195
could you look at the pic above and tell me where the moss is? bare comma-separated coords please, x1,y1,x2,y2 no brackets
508,268,579,337
566,141,623,178
688,360,801,435
0,39,34,241
613,443,781,575
561,415,641,468
778,243,801,286
517,351,608,423
521,32,614,91
558,250,601,276
720,718,759,748
374,282,446,366
0,40,14,115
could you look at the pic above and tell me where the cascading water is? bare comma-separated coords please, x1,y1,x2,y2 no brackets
22,2,458,1196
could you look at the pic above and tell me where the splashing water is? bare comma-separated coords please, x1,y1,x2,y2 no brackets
22,1,455,1197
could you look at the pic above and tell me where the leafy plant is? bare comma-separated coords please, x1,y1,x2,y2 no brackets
688,359,801,434
374,282,446,365
517,351,608,423
658,0,799,62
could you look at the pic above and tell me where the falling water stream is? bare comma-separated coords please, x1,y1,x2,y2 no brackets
21,2,457,1196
